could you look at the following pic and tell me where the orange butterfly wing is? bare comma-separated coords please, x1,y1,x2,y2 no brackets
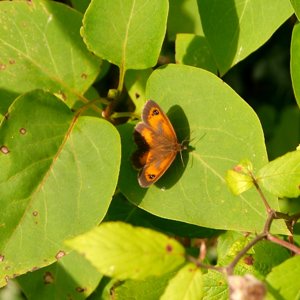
132,100,181,188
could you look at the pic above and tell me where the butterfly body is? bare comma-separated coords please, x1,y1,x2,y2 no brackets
132,100,186,188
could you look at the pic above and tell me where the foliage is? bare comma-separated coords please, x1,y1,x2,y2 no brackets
0,0,299,299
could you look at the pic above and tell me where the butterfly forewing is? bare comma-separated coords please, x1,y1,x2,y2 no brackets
142,100,178,143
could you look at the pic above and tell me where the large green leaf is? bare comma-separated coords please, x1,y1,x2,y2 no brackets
105,194,221,239
113,271,177,300
17,251,101,300
82,0,168,70
197,0,293,75
265,106,300,160
66,222,185,280
175,34,217,74
125,69,153,117
291,0,300,20
167,0,203,41
119,64,286,233
257,150,300,198
266,255,300,299
0,90,120,286
291,23,300,108
0,0,100,107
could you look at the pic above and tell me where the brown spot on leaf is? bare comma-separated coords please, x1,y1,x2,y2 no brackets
19,128,27,135
4,266,10,270
4,113,9,120
31,266,38,272
81,73,87,79
0,255,4,262
5,275,9,283
0,64,6,70
9,59,15,65
166,244,173,253
0,146,9,154
32,211,38,217
55,250,66,260
233,165,242,172
43,271,54,284
76,287,86,293
243,255,254,265
135,92,140,99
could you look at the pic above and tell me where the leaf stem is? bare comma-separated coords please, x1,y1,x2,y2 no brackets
118,65,126,95
74,98,103,117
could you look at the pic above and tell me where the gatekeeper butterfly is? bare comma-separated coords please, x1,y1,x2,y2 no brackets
132,100,187,188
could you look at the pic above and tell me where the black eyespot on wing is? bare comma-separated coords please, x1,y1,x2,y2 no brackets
152,108,159,116
148,174,156,180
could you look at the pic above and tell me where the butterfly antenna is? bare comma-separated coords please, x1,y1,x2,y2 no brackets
179,149,185,168
193,132,207,146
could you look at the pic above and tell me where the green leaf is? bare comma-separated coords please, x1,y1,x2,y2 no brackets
167,0,203,41
161,263,203,300
217,232,258,277
226,160,254,195
257,150,300,198
17,251,101,299
105,193,221,239
202,270,228,300
0,90,120,286
253,241,290,277
82,0,168,70
197,0,293,75
291,23,300,108
119,64,286,233
113,271,177,300
125,69,153,117
71,0,91,14
0,1,100,106
266,255,300,300
217,231,251,264
291,0,300,20
264,106,300,160
66,222,185,280
175,34,217,74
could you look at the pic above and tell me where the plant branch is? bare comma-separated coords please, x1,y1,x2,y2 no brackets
267,234,300,254
194,171,300,277
226,232,267,276
250,172,272,213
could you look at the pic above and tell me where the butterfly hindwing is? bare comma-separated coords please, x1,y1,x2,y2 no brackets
138,148,177,187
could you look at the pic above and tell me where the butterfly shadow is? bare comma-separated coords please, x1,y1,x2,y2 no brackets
154,104,192,190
